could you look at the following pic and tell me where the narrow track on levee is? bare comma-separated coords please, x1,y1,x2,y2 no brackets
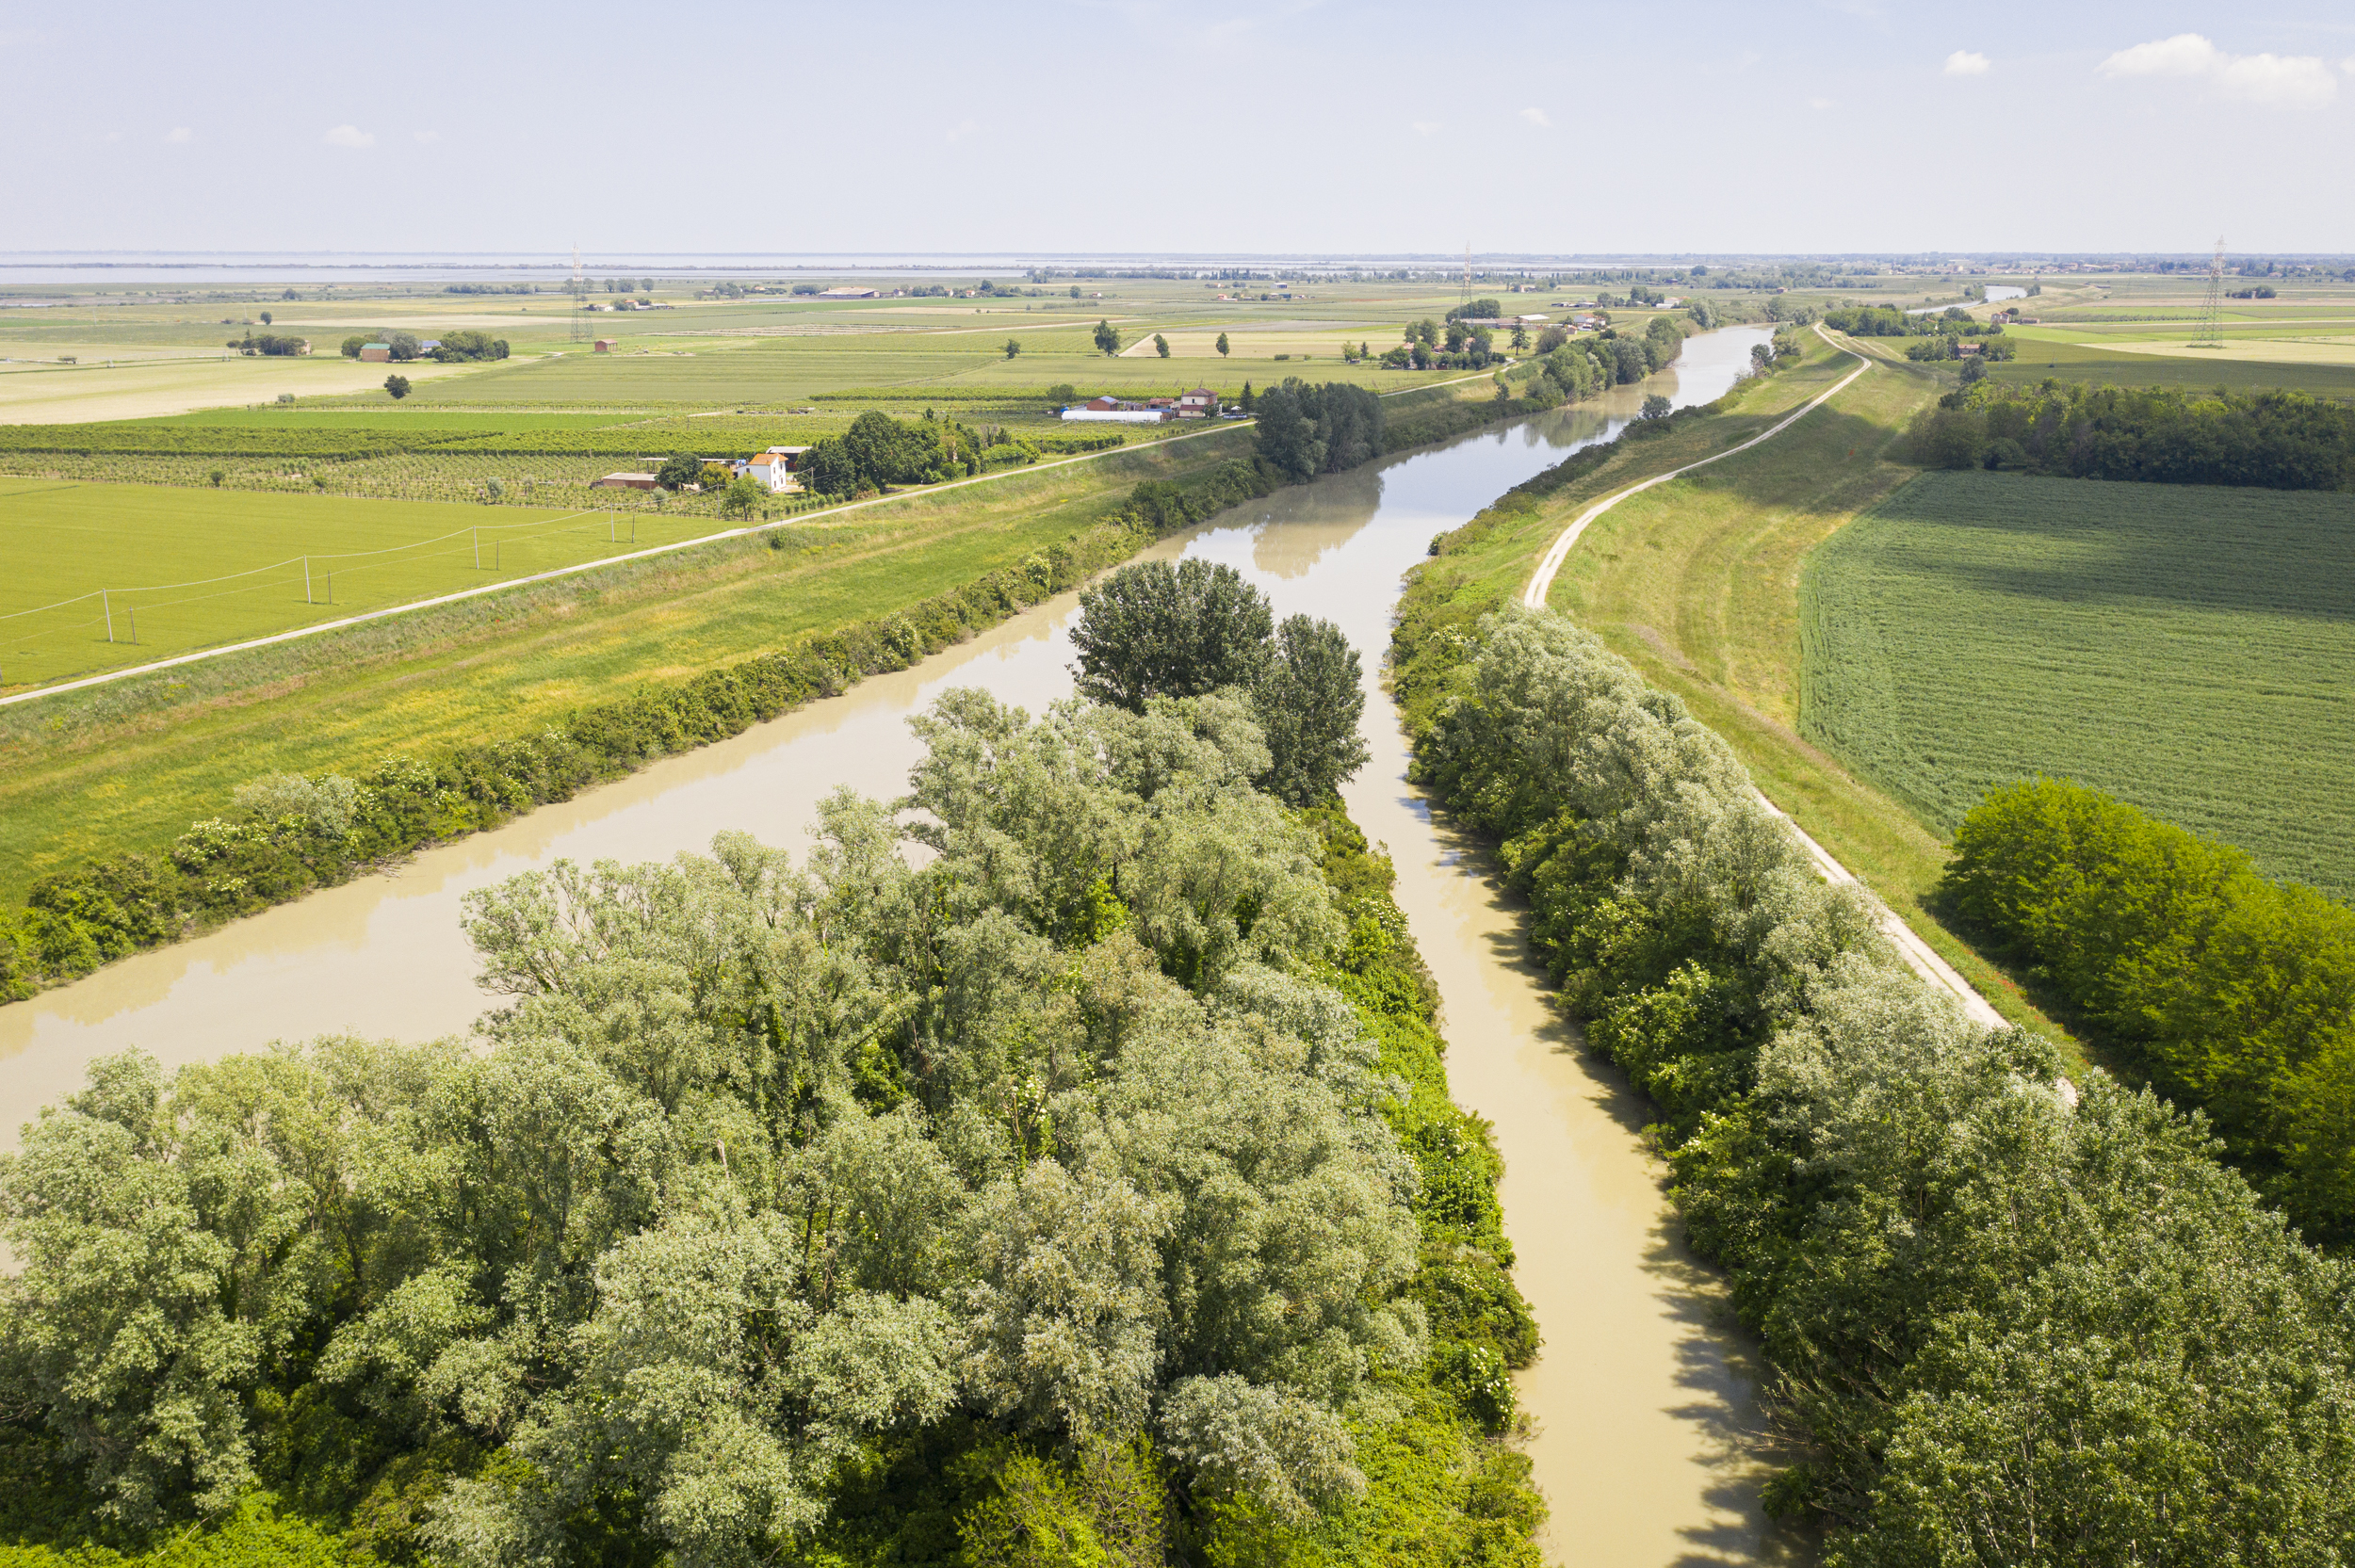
1519,328,2005,1028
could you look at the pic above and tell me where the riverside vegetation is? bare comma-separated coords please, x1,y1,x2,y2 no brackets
1388,591,2355,1562
0,674,1545,1566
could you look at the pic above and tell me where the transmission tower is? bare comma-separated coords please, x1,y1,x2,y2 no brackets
569,242,587,345
1461,243,1471,316
2193,235,2226,348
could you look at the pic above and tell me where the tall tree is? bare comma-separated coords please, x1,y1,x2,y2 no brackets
1153,334,1170,359
1094,320,1122,356
1253,616,1369,805
1069,559,1273,710
1215,332,1230,358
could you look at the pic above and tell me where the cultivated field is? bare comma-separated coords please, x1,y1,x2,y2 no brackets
0,481,738,687
1802,469,2355,898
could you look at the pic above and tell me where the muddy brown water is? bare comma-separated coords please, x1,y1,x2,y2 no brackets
5,330,1803,1564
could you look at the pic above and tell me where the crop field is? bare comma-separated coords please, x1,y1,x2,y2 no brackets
1801,469,2355,898
0,481,752,688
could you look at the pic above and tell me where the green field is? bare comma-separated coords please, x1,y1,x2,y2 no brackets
0,481,761,688
1801,469,2355,898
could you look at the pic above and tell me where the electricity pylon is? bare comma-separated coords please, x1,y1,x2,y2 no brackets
2193,236,2227,348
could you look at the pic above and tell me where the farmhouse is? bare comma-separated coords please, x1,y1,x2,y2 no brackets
739,447,810,493
592,473,658,490
1177,388,1218,418
357,342,392,363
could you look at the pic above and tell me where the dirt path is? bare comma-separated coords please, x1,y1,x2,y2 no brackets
1520,330,2006,1029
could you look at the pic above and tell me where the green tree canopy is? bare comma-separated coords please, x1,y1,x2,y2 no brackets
1094,320,1122,357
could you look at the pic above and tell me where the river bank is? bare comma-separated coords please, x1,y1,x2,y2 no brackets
3,328,1789,1564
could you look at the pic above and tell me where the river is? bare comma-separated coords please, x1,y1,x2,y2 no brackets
2,327,1795,1565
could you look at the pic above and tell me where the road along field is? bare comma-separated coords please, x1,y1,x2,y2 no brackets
1801,468,2355,900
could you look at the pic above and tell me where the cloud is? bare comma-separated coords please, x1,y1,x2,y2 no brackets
1519,106,1551,128
1808,96,1835,109
164,126,193,143
413,129,440,143
1943,50,1990,76
323,123,375,148
1410,120,1440,136
2099,33,2335,106
946,119,977,144
2101,32,2217,77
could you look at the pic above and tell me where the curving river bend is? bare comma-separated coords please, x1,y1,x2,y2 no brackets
2,328,1799,1565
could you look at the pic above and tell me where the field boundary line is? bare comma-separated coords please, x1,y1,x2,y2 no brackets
1511,329,2006,1029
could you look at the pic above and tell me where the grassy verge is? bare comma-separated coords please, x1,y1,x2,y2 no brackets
1399,332,2074,1045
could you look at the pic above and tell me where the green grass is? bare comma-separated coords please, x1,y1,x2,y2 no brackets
134,408,649,429
1986,335,2355,396
1801,469,2355,899
0,482,741,688
0,428,1261,901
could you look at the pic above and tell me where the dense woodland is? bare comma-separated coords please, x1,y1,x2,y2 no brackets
1394,478,2355,1560
0,676,1545,1565
1908,381,2355,489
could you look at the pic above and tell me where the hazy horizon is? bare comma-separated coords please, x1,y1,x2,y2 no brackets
8,0,2354,256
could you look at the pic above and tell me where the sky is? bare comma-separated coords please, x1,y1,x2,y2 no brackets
6,0,2353,259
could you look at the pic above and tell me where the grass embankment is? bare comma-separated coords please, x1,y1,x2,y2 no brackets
0,430,1254,902
1804,470,2355,901
1407,332,2070,1040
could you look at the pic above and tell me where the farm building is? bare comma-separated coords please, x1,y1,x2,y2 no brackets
1177,388,1218,417
592,473,658,490
1064,396,1174,424
357,343,392,363
816,287,878,300
741,448,809,492
593,339,616,353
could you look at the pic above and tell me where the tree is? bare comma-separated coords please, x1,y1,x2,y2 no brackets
1215,332,1229,358
259,311,271,326
1509,323,1529,351
1638,394,1672,421
656,452,704,491
1004,338,1021,360
1153,333,1170,359
1070,284,1083,298
800,436,857,496
206,468,224,487
1251,385,1324,481
720,475,766,518
384,331,422,362
1253,616,1369,805
1239,381,1254,412
1536,325,1568,353
1070,559,1275,711
383,374,411,399
640,277,654,292
1094,319,1122,357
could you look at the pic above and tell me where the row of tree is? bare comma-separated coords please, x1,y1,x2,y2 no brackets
800,411,986,497
1389,604,2355,1561
0,682,1541,1564
1942,777,2355,1245
1908,381,2355,488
